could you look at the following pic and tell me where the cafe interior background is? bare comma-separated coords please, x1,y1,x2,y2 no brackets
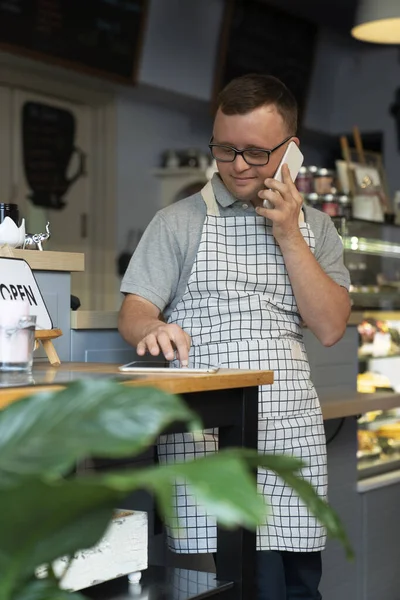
3,1,400,597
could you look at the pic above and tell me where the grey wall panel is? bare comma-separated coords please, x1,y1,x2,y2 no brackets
304,327,359,396
34,271,71,362
321,418,361,600
361,481,400,600
70,330,136,363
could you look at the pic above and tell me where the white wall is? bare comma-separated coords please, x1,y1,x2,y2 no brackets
116,96,212,252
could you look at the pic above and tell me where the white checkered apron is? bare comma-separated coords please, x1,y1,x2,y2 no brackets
158,181,327,554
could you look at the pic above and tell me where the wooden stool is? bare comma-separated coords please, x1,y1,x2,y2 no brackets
34,329,63,366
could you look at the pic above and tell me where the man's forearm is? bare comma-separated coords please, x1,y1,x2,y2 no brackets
280,234,351,346
118,295,162,347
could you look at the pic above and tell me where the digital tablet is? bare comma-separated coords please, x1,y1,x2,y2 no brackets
118,361,219,374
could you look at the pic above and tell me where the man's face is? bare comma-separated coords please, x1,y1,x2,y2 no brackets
212,104,296,205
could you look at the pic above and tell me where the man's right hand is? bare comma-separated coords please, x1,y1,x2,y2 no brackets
137,323,191,366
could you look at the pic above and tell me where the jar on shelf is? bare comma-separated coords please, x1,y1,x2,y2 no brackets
314,168,335,195
304,192,321,209
308,165,318,177
321,194,340,216
337,194,352,219
296,166,313,194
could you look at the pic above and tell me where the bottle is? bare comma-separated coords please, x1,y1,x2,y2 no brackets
0,203,19,225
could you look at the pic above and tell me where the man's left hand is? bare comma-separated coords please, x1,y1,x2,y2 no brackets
256,163,303,247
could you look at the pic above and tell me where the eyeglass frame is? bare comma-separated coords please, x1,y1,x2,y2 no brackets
208,135,293,166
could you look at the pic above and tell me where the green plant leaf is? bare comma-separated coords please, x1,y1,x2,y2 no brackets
103,452,268,530
0,454,265,596
0,381,352,600
0,380,201,485
0,478,123,598
0,449,352,598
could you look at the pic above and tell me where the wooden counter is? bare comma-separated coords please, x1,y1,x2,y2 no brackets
0,362,268,600
348,310,400,326
1,363,399,421
0,247,84,272
0,363,274,409
320,390,400,420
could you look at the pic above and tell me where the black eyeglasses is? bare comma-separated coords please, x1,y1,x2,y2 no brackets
208,135,292,166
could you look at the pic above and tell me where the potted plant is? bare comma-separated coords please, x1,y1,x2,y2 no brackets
0,380,352,599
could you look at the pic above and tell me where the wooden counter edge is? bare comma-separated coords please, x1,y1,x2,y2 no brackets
348,311,400,326
0,366,274,410
0,385,66,410
0,248,85,272
2,379,400,419
321,390,400,420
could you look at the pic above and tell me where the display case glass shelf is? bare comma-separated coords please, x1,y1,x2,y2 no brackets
333,218,400,310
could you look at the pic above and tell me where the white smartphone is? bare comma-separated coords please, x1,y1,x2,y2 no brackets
263,141,304,208
273,141,304,183
118,361,219,374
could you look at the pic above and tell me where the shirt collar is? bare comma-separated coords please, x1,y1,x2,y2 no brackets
211,173,238,207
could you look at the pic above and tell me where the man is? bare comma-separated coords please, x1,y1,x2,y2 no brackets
118,74,351,600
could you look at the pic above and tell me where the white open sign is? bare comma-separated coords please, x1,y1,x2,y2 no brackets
0,258,53,330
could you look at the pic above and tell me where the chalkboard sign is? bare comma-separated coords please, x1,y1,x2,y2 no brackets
22,101,85,209
0,0,148,84
213,0,317,124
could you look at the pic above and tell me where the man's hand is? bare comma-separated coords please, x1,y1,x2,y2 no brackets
137,322,191,366
118,294,191,366
256,163,303,246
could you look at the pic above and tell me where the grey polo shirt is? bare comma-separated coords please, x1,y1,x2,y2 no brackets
121,175,351,319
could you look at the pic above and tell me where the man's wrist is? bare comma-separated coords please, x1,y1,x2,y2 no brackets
275,229,305,253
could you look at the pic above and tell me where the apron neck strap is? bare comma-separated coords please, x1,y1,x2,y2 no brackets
201,181,220,216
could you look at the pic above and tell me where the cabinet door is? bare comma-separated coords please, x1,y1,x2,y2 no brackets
11,89,93,308
361,481,400,600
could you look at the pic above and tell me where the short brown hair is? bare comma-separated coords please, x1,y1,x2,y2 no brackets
217,73,298,135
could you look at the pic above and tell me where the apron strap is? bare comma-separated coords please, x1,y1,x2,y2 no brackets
201,181,220,216
201,179,306,224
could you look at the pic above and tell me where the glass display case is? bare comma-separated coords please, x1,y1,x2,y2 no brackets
333,217,400,310
356,315,400,479
332,219,400,477
358,408,400,479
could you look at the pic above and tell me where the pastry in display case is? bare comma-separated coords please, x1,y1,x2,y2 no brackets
357,409,400,477
356,316,400,477
355,309,400,475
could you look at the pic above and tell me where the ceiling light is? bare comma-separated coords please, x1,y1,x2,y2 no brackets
351,0,400,44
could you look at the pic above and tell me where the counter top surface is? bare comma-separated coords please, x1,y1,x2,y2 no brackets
320,390,400,420
0,362,274,409
0,247,84,272
0,363,400,420
348,311,400,325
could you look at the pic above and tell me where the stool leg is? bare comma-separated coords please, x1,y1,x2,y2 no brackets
42,340,61,366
